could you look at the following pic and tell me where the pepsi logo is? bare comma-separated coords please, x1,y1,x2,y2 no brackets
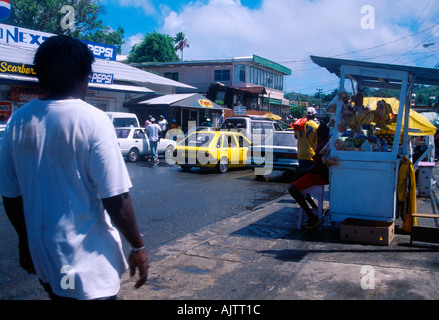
0,0,11,20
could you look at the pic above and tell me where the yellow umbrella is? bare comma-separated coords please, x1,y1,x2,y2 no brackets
363,97,436,136
265,113,281,120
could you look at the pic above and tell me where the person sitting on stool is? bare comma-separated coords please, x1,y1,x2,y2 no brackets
288,123,330,231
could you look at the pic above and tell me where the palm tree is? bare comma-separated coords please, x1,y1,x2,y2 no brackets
174,32,189,61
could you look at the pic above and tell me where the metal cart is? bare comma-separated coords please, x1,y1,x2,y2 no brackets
310,56,439,227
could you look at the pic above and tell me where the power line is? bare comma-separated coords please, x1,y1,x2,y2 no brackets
278,24,439,66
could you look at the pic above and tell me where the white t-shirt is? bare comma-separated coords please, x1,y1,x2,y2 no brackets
0,99,132,299
158,118,168,131
146,123,161,142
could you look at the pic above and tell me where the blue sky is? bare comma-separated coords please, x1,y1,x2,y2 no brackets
100,0,439,95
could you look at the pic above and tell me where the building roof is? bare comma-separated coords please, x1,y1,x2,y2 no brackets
135,55,292,76
139,93,227,110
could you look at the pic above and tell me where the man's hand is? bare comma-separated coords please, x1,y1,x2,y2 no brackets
128,249,149,289
18,238,35,274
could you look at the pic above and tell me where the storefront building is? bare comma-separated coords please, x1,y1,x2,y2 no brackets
128,93,227,131
133,55,293,119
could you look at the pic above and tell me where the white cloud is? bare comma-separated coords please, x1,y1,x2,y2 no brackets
122,32,144,54
116,0,156,15
154,0,439,93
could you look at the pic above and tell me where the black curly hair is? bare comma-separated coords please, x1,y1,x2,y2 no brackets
33,35,95,94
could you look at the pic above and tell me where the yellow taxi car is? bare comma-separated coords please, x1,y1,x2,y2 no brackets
170,130,251,173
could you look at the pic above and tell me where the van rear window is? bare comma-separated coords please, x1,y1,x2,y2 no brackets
221,119,246,129
113,118,139,128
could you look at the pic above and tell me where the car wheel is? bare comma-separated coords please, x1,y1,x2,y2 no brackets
127,148,139,162
165,145,174,161
217,157,229,173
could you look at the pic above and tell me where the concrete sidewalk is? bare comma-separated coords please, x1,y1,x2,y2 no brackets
119,168,439,300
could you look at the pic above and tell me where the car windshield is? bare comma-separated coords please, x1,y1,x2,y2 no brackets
115,129,130,139
263,132,297,147
181,132,215,147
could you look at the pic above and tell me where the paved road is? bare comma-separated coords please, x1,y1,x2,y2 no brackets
0,158,292,300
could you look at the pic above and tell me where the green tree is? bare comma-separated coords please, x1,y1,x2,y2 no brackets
127,32,180,63
174,32,189,61
12,0,125,53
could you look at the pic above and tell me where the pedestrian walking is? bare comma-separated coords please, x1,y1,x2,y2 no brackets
0,35,148,300
145,115,152,128
146,117,162,163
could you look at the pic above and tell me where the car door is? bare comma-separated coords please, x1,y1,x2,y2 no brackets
237,134,251,164
116,128,131,153
224,134,240,165
132,129,148,154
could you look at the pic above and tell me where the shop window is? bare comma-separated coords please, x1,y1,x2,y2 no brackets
164,72,178,81
234,64,246,83
214,70,230,82
216,91,225,102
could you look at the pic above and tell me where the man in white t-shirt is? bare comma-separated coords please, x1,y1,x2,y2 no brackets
0,35,148,300
158,115,168,138
146,118,162,163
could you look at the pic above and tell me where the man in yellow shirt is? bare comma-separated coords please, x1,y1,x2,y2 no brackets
296,107,319,170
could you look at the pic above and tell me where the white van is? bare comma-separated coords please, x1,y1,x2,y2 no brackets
106,112,140,128
220,116,282,144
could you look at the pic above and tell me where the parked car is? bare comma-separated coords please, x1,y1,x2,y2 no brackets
106,112,140,128
220,116,282,144
247,131,298,176
172,130,251,173
115,127,176,162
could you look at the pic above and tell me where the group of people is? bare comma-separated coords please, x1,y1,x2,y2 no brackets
144,115,168,162
288,106,330,231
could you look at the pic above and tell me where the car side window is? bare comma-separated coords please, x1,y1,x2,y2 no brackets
226,135,238,148
217,135,223,148
238,136,250,148
262,122,275,133
116,129,130,139
251,122,263,134
133,129,144,139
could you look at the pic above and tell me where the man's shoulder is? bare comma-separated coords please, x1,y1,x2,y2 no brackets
307,120,319,128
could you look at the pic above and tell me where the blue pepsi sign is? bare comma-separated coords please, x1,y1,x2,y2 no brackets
89,72,114,85
81,40,117,61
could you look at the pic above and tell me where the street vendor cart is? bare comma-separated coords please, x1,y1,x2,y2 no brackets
310,56,439,229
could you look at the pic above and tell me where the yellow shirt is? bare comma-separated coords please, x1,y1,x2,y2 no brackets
296,120,318,161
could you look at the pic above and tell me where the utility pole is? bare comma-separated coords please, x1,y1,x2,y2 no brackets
317,88,323,121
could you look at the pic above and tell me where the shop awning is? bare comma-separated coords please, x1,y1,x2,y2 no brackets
364,97,437,136
0,73,155,94
138,93,227,110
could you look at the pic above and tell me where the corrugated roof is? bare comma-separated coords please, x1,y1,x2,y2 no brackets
139,93,196,105
310,55,439,86
139,93,227,110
